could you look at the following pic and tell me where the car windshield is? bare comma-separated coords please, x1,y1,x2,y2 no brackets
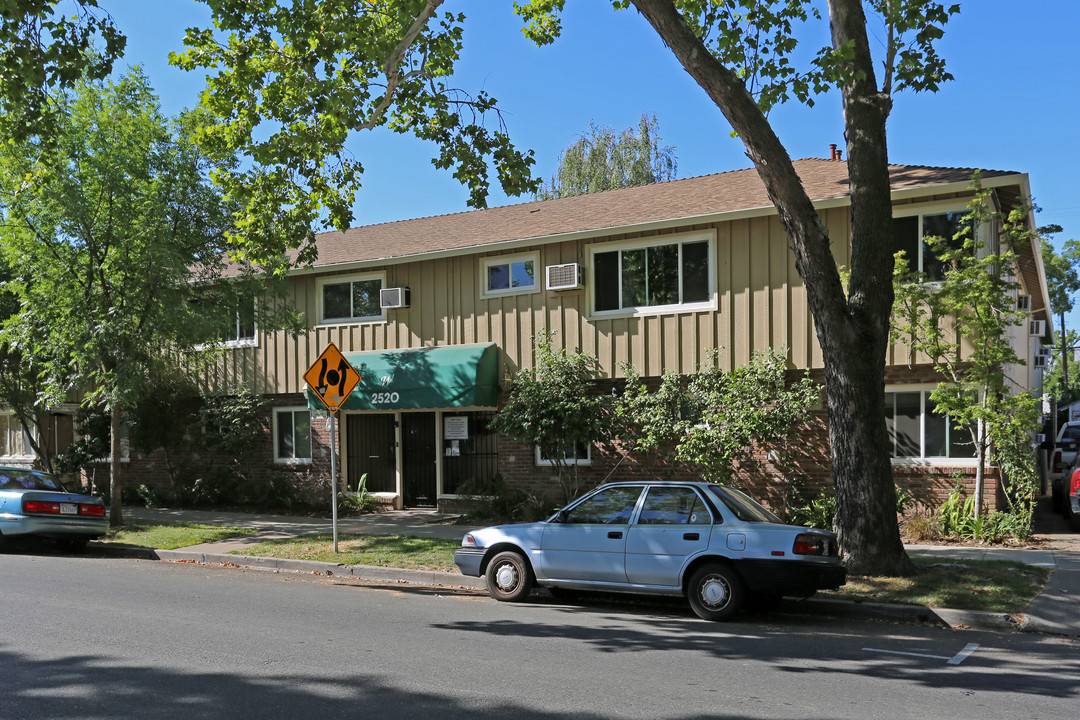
0,469,67,492
707,485,783,523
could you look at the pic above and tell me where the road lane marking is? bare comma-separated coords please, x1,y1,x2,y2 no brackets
863,642,980,666
947,643,980,665
864,648,951,661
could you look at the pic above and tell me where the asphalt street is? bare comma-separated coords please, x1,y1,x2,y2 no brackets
2,553,1078,720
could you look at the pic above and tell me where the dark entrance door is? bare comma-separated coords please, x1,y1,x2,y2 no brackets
402,412,436,507
347,414,396,493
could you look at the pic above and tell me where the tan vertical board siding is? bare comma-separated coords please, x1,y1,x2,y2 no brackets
750,216,771,358
731,218,752,368
714,221,733,372
768,215,789,358
789,218,810,369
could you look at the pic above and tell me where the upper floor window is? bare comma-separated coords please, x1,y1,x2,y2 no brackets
590,232,714,316
885,389,975,460
481,252,539,297
318,273,385,324
222,296,257,346
893,210,972,282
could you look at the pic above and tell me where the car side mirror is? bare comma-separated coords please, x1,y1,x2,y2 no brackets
554,509,569,523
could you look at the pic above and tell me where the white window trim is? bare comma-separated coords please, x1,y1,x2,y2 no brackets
587,229,717,318
480,251,541,299
273,406,313,464
891,204,986,276
536,443,592,467
221,296,258,348
316,271,387,326
885,385,978,466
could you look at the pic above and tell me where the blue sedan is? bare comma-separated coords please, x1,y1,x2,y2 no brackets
0,468,108,551
455,481,846,621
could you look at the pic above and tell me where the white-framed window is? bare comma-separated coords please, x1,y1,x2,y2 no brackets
536,442,592,466
222,296,257,346
892,207,975,282
480,252,540,297
589,231,715,316
0,413,33,459
274,407,312,462
884,389,975,460
317,272,385,324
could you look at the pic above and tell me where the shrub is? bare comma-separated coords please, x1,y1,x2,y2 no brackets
338,473,379,514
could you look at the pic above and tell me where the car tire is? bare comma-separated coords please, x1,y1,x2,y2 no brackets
485,551,534,602
687,564,744,621
1069,511,1080,533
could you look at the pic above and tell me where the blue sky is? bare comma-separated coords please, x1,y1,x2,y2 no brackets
107,1,1079,286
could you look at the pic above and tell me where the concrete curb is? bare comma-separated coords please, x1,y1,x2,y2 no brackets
95,543,1024,630
97,543,486,590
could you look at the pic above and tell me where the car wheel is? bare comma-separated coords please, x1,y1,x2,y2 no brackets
687,564,744,621
485,551,534,602
58,537,89,553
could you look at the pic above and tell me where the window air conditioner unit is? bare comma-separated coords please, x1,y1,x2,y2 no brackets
546,263,582,291
1034,354,1048,369
379,287,410,309
1016,294,1031,312
1030,320,1046,337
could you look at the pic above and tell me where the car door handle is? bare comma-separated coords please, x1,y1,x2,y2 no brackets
607,531,623,539
683,532,700,541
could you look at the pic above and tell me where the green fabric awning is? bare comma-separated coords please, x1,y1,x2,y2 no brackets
306,343,499,411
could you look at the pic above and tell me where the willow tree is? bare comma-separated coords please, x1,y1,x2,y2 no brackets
535,113,677,200
174,0,960,575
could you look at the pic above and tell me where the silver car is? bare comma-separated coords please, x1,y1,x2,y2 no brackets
0,468,108,551
455,481,845,621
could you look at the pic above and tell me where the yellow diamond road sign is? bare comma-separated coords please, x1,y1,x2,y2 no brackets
304,342,360,413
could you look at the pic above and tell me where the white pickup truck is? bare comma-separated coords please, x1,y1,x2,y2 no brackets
1051,421,1080,512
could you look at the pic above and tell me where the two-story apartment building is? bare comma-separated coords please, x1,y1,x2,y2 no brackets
120,156,1049,512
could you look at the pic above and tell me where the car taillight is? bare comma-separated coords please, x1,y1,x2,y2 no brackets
1053,450,1064,471
1070,469,1080,496
793,533,827,556
23,500,61,514
80,504,106,517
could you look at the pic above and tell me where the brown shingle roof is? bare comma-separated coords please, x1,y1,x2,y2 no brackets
293,159,1020,269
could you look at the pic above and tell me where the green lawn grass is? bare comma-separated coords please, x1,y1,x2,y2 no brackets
233,533,461,572
99,522,258,550
821,557,1049,613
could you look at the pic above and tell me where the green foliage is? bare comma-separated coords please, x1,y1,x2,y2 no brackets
338,474,380,514
0,0,126,142
892,180,1042,520
517,1,958,110
489,330,614,500
194,388,267,460
454,474,554,523
1039,229,1080,402
54,407,111,476
535,113,677,200
171,0,540,267
788,492,836,530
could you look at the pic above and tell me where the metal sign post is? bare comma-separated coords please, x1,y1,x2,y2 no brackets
329,409,338,552
303,342,360,554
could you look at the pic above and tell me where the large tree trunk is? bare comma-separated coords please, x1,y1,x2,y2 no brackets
631,0,913,575
110,402,124,526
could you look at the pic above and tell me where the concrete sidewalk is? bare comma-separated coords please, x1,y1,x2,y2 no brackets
104,505,1080,636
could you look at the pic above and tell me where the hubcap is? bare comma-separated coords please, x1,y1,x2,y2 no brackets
495,562,518,591
700,576,730,608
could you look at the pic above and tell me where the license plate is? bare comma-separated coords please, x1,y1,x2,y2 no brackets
60,503,78,515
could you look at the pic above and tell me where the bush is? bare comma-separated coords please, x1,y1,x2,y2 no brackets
338,474,379,514
455,475,556,523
